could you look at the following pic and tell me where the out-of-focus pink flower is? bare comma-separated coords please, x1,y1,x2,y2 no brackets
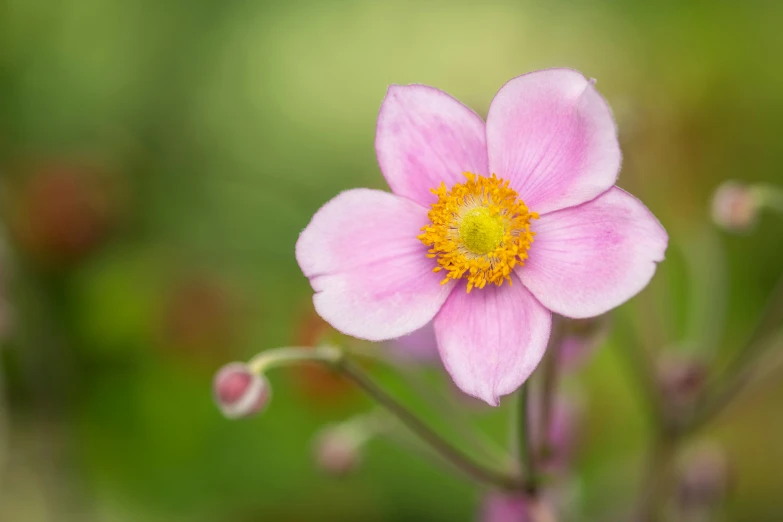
387,321,440,362
711,181,758,232
213,363,270,419
528,393,581,474
480,492,556,522
557,316,610,371
297,69,668,405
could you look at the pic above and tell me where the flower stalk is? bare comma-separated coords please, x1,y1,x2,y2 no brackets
753,183,783,213
537,318,565,461
347,342,510,467
243,345,525,491
247,344,343,374
516,382,537,493
335,357,525,490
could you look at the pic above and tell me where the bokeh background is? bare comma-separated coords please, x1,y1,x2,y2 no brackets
1,0,782,520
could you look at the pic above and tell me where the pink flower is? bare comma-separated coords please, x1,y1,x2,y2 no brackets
297,69,667,405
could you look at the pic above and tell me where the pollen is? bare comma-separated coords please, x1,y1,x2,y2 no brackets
418,173,538,292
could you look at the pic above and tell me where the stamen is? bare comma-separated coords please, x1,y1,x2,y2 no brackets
418,173,538,292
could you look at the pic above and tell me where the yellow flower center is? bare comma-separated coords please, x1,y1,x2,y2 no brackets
458,207,505,255
418,173,538,292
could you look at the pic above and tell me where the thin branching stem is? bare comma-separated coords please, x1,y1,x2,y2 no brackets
335,357,525,491
247,346,525,491
537,317,565,461
516,382,537,494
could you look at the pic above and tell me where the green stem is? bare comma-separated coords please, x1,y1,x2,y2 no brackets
614,312,666,425
753,183,783,213
685,328,783,434
335,357,524,490
635,430,678,522
516,382,536,493
631,270,783,519
247,344,342,374
537,317,565,464
346,342,510,467
247,346,524,491
683,273,783,434
741,272,783,352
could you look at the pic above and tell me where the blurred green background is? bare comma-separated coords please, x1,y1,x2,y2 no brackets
1,0,782,520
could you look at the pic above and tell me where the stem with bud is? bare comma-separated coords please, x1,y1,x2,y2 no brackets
241,345,526,491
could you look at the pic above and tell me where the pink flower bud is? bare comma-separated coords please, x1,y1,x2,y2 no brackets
528,393,581,475
480,492,556,522
677,442,731,511
657,352,708,417
711,181,758,232
313,427,362,477
213,363,270,419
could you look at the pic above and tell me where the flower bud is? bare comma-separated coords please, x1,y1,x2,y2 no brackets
528,392,581,475
677,442,731,512
480,492,556,522
313,426,363,477
657,352,708,417
711,181,758,232
213,363,270,419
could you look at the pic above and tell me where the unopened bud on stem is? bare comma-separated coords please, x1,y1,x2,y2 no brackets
480,491,556,522
213,345,343,419
313,427,363,476
213,362,271,419
711,181,758,232
711,181,783,232
677,442,731,512
312,412,387,477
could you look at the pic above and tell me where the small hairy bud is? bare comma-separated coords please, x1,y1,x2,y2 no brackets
711,181,758,232
313,427,363,477
657,352,708,409
480,492,556,522
213,363,270,419
677,442,731,511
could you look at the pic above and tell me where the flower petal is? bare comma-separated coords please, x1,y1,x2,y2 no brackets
375,85,488,206
486,68,621,214
517,187,668,318
434,275,551,406
296,189,455,341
